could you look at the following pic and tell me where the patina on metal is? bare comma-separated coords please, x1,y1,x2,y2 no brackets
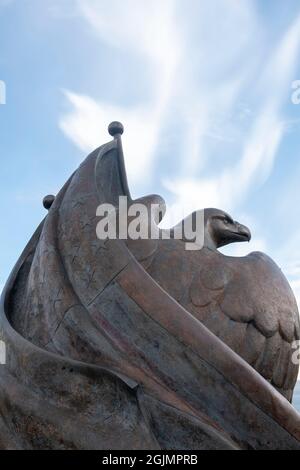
0,123,299,450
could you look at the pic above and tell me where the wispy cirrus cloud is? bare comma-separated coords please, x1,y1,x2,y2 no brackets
60,90,159,184
164,10,300,220
60,0,258,190
60,0,182,189
60,1,300,216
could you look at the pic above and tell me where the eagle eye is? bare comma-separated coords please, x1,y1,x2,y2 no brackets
222,216,233,226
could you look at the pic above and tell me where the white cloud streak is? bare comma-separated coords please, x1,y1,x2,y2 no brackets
165,10,300,220
60,0,182,188
59,1,300,225
60,91,159,184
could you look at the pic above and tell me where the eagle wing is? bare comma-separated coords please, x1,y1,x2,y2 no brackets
148,243,299,402
213,251,299,401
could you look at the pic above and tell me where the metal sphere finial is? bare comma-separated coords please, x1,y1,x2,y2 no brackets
108,121,124,137
43,195,55,211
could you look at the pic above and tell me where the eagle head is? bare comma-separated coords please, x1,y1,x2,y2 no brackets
205,208,251,249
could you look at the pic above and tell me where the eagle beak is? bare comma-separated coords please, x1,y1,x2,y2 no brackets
235,223,251,242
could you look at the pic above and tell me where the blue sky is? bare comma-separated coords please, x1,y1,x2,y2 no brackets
1,0,300,313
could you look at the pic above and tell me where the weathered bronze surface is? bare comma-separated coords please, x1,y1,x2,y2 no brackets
0,123,300,450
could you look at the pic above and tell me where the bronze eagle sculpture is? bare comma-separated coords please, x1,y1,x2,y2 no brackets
0,122,299,450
